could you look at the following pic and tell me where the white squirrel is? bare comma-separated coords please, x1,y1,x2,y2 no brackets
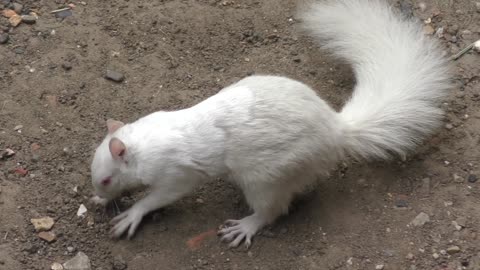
90,0,451,248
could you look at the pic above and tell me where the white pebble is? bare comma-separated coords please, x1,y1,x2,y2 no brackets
76,204,87,217
474,40,480,53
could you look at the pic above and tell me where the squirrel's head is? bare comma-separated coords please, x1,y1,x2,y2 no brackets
91,119,133,201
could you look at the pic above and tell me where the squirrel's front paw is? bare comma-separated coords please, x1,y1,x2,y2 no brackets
109,208,144,239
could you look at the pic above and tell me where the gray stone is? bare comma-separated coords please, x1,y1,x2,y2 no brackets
63,252,91,270
12,3,23,13
468,174,478,183
55,9,72,19
21,15,37,24
0,33,9,44
411,212,430,227
105,70,125,82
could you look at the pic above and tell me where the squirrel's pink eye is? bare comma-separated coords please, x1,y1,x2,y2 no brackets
101,177,112,186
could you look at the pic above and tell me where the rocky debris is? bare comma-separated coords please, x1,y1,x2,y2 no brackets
105,70,125,82
51,262,64,270
31,217,55,231
67,246,76,253
447,246,461,254
63,252,91,270
375,264,385,270
445,123,454,130
77,204,87,217
411,212,430,227
13,125,23,131
0,33,9,44
113,255,127,270
38,231,57,243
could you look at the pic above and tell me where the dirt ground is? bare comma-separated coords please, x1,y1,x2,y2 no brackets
1,0,479,269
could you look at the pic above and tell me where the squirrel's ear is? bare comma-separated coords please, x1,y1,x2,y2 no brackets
106,119,124,134
109,138,126,160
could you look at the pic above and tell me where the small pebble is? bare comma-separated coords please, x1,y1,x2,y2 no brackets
21,15,36,24
468,174,478,183
2,9,17,18
433,253,440,259
12,3,23,13
77,204,87,217
411,212,430,227
14,167,28,176
55,9,73,19
452,220,462,231
447,246,461,254
0,33,9,44
9,14,22,26
31,217,55,232
63,252,91,270
51,262,64,270
423,25,435,35
445,123,453,130
395,194,408,208
67,246,75,253
105,70,125,82
375,264,385,270
474,40,480,53
1,148,15,159
38,231,56,243
13,125,23,131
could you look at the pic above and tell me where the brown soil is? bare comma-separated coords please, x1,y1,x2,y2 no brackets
1,0,479,269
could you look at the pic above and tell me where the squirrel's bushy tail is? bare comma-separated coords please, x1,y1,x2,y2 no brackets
301,0,452,159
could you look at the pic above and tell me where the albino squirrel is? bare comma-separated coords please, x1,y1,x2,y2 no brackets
90,0,451,248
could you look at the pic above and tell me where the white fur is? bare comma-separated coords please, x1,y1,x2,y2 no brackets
91,0,451,246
